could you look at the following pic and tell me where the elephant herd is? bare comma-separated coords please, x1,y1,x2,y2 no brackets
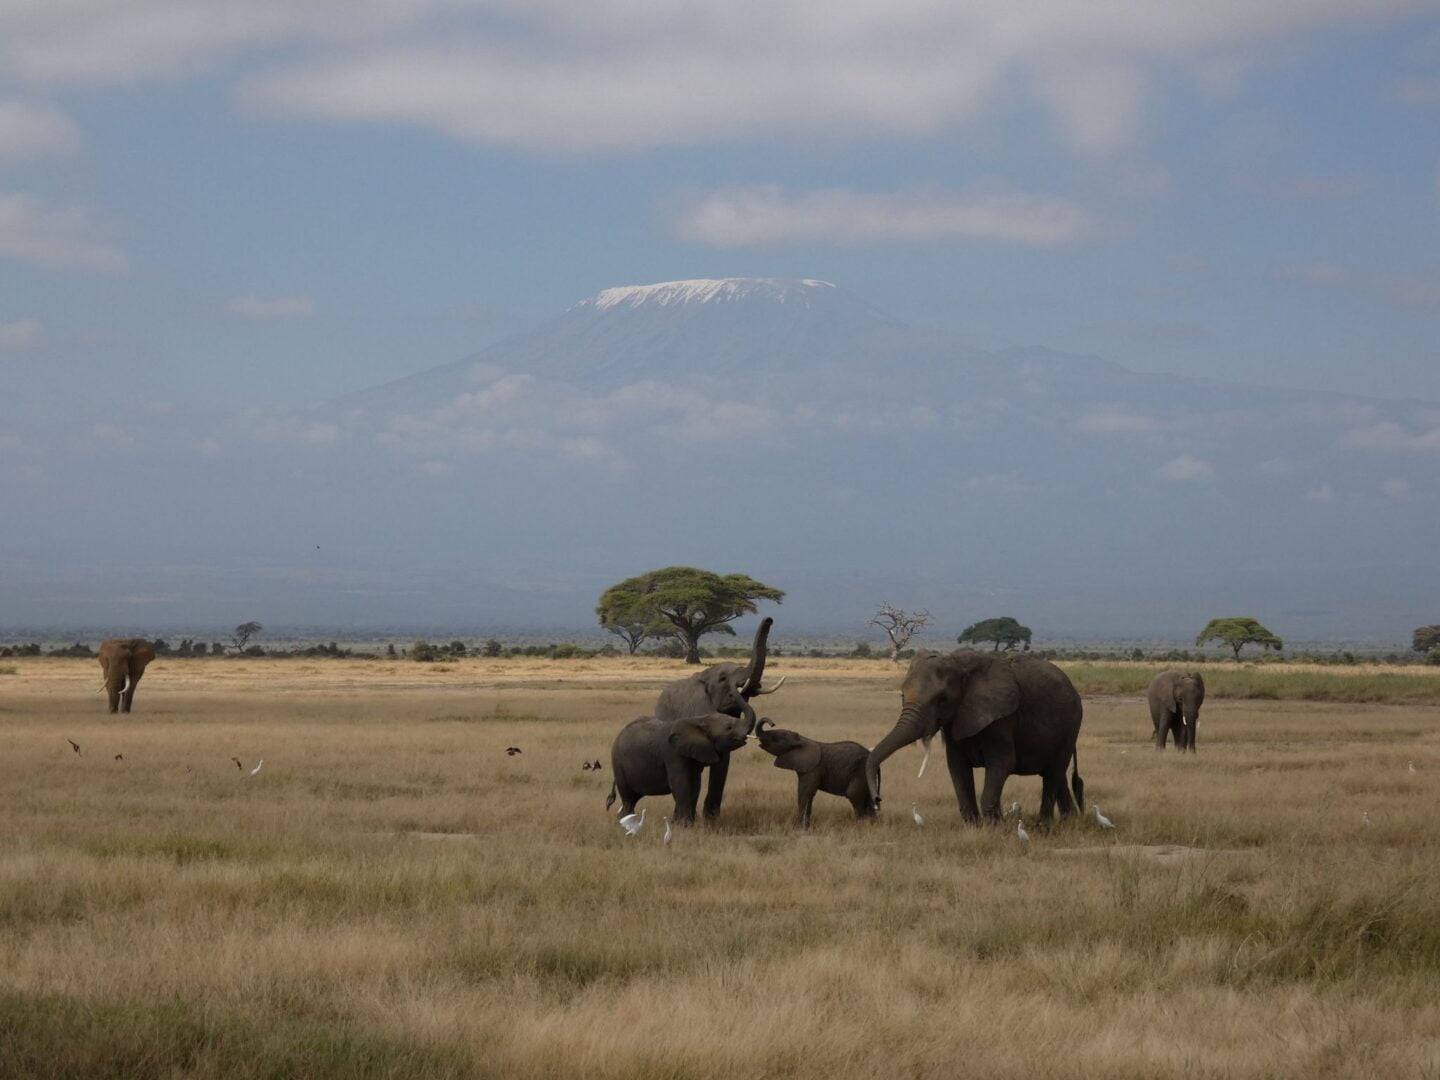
90,624,1208,828
604,618,1209,830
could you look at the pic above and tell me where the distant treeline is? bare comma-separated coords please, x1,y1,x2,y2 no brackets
4,638,1436,666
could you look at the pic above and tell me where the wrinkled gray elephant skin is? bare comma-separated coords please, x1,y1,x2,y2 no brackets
866,650,1084,824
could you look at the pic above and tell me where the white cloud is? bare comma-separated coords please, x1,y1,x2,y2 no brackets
0,191,125,271
1275,260,1440,311
673,186,1097,249
1157,455,1214,482
1346,422,1440,451
1077,408,1159,435
1380,478,1413,500
227,293,315,318
0,101,80,162
0,316,41,349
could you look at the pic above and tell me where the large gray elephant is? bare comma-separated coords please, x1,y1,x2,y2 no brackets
97,638,157,714
1148,669,1205,752
653,616,784,819
606,712,752,825
755,719,876,827
866,650,1084,823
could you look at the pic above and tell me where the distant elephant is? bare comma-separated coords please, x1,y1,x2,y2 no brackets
866,650,1084,823
755,719,876,826
97,638,157,714
653,616,785,819
1148,670,1206,752
606,712,752,825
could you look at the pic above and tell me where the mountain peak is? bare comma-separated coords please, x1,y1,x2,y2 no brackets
577,277,837,312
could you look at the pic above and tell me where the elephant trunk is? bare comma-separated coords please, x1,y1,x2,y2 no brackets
738,697,757,735
739,617,773,698
866,706,924,805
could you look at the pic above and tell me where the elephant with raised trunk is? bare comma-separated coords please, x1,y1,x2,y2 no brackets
606,712,752,825
1148,670,1205,752
866,650,1084,823
653,616,785,819
97,638,157,714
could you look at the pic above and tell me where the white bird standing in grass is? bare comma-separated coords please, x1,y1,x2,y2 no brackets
249,759,263,777
663,817,672,845
1095,805,1116,829
1006,800,1020,818
1363,810,1372,826
1016,819,1030,844
1409,762,1417,774
911,805,924,827
618,808,646,836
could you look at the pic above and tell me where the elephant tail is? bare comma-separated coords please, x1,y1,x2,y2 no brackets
1070,749,1085,812
605,779,617,812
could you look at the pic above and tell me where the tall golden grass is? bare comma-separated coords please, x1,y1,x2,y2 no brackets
3,658,1439,1078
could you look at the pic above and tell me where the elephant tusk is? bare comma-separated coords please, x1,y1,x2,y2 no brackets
750,676,787,696
916,734,933,778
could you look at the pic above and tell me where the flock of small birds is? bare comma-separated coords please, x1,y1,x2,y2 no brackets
66,740,262,775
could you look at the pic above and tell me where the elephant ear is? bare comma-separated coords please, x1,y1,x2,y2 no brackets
773,740,822,774
947,657,1021,739
669,721,720,765
132,641,157,667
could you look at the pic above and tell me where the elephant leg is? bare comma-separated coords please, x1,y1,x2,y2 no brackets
979,761,1011,822
1154,713,1169,750
1050,763,1077,818
943,737,981,823
667,761,701,824
702,753,730,820
120,674,139,713
1039,776,1056,821
1185,721,1197,753
795,773,821,828
106,687,121,714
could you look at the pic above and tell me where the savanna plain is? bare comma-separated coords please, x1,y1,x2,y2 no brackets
4,657,1440,1079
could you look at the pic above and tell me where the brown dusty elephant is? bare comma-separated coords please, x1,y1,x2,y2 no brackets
97,638,157,714
605,712,752,825
755,718,877,827
652,616,785,819
1148,669,1206,752
866,650,1084,823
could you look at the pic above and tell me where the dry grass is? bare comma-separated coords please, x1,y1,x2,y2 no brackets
4,658,1440,1078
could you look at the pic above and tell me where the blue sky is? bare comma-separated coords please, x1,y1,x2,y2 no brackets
2,3,1439,640
2,2,1438,405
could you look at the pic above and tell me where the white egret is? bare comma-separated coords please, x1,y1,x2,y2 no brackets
1094,805,1115,829
249,759,263,777
619,808,646,836
1409,762,1417,774
911,805,924,827
663,817,673,845
1363,810,1372,826
1006,800,1020,818
1016,819,1030,844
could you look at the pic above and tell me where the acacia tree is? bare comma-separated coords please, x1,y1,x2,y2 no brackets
1413,626,1440,654
596,567,784,664
599,605,677,655
1196,617,1283,661
869,603,930,663
231,621,263,653
958,616,1032,652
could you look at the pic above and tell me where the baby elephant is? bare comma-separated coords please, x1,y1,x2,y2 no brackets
755,719,877,827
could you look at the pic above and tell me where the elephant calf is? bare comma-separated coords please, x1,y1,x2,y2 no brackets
1148,669,1206,752
755,719,876,827
606,712,751,825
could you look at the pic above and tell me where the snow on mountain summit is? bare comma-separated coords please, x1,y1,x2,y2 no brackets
578,277,837,311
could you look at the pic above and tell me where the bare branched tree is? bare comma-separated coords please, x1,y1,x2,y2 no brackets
869,603,930,663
